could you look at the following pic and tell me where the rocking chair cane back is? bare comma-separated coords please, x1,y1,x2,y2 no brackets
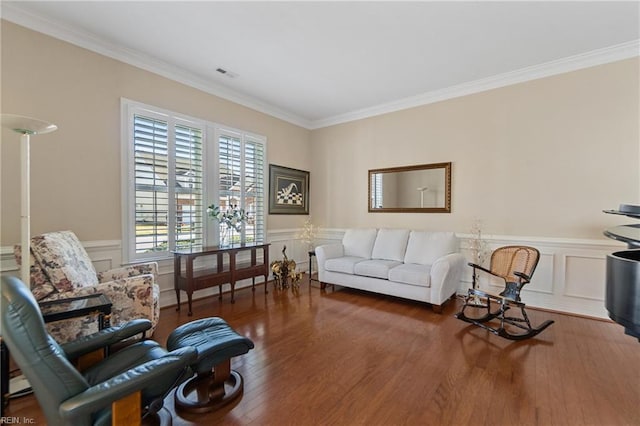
456,245,554,340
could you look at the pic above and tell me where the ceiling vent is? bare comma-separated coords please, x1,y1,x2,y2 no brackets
216,68,238,79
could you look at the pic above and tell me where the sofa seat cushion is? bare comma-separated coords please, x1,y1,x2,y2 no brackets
325,256,367,274
353,259,402,279
388,263,432,287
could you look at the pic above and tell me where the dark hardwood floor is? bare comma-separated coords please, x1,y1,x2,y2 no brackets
5,279,640,425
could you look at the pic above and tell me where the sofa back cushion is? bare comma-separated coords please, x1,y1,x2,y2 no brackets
404,231,459,265
371,228,410,261
342,228,378,259
30,231,98,293
13,245,57,301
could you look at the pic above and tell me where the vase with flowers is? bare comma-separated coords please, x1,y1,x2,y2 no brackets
207,203,249,246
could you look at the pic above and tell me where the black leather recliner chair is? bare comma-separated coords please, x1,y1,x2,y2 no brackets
1,275,197,425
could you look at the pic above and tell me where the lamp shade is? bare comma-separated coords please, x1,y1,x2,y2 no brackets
1,114,57,135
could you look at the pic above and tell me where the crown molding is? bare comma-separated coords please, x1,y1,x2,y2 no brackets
0,3,313,129
2,3,638,131
309,39,640,129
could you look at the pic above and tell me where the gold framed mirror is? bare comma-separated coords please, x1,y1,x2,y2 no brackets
368,162,451,213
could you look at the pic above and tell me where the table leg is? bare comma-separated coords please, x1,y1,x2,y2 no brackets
215,253,223,301
98,313,112,356
251,249,257,292
264,245,269,294
174,254,181,311
186,258,194,316
229,251,236,304
308,250,317,284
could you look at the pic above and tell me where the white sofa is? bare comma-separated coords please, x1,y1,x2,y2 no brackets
315,228,465,313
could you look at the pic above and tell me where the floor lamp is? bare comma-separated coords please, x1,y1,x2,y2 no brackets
1,114,57,284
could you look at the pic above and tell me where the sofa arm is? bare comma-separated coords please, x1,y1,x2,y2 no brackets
94,276,159,336
97,262,158,283
315,244,344,281
430,253,466,305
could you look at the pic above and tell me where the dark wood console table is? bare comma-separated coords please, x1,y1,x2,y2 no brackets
173,243,270,316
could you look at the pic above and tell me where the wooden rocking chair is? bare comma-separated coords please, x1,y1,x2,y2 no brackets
456,245,554,340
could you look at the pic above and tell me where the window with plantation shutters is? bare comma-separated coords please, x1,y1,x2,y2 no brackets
174,124,204,250
132,114,170,255
122,99,266,262
124,101,206,261
216,129,265,244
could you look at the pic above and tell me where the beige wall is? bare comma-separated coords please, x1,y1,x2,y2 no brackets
2,20,639,247
1,21,311,245
311,58,640,240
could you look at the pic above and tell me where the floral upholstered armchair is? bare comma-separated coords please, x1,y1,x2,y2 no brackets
14,230,160,343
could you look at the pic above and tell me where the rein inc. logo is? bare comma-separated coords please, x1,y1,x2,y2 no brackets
0,417,35,424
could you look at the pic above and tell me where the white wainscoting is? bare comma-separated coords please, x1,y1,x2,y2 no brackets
0,230,625,319
307,230,625,320
456,234,626,319
0,229,314,310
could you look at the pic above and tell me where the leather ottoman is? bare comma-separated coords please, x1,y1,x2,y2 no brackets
167,317,254,413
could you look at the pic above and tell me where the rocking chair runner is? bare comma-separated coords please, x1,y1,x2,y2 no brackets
456,245,554,340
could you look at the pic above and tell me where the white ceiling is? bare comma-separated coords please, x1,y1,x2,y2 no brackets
2,1,639,129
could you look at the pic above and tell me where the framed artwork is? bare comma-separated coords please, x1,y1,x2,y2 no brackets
269,164,309,214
